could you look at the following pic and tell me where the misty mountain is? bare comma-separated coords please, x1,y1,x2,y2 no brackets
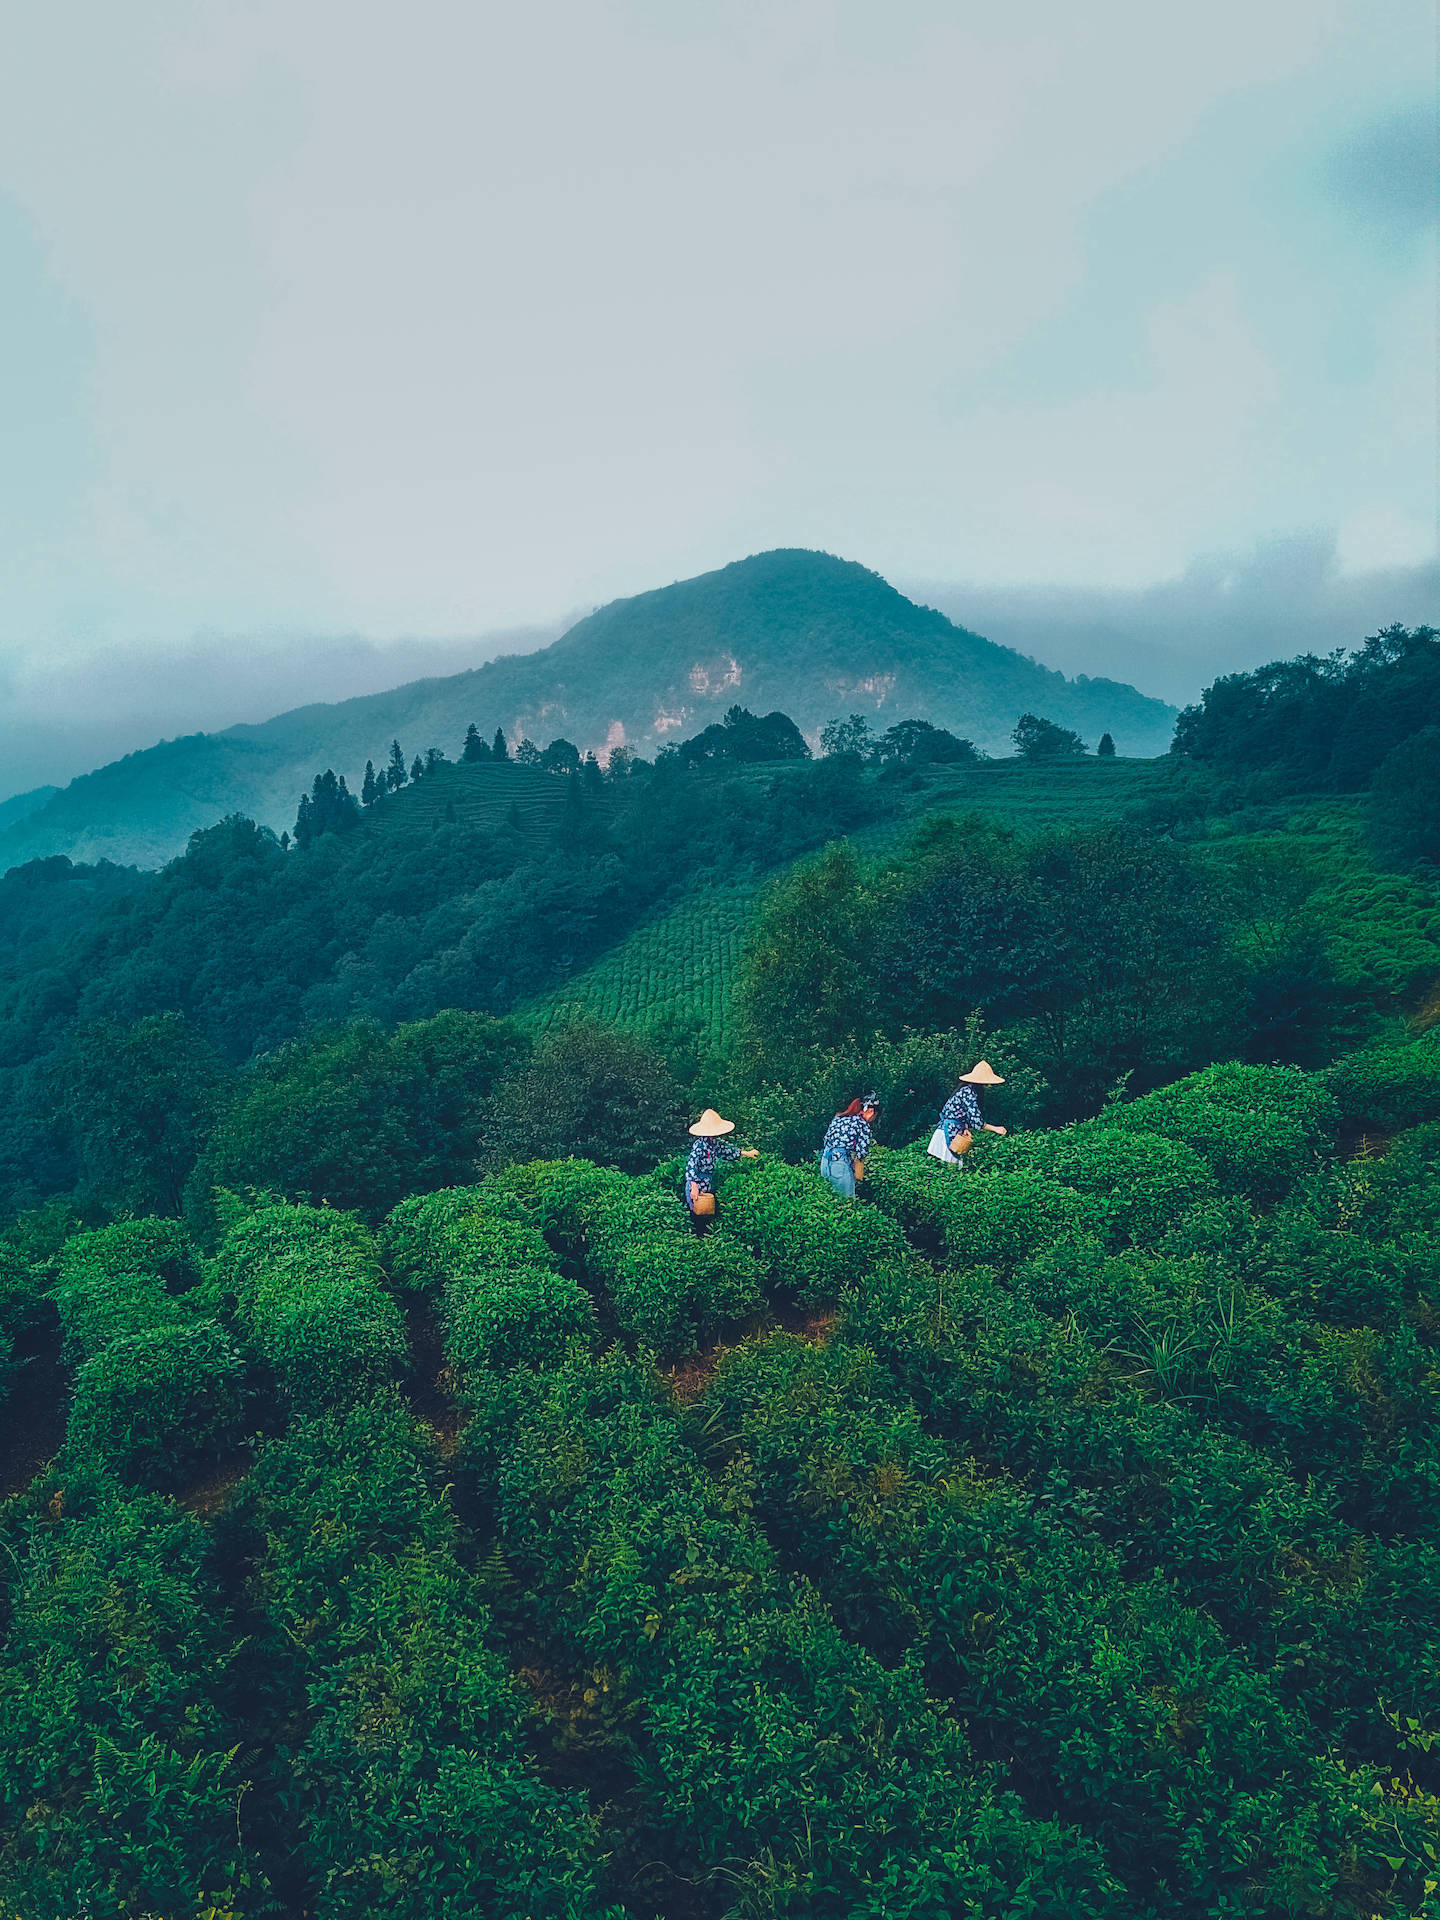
0,549,1175,872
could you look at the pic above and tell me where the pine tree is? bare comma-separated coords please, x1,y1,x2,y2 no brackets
387,740,408,790
462,723,488,763
583,750,604,793
411,755,425,783
492,727,510,763
361,759,378,805
1097,732,1116,758
293,792,315,849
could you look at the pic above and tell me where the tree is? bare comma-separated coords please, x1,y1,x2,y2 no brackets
1097,732,1116,758
480,1022,685,1173
387,740,409,790
410,755,425,783
515,737,541,766
582,751,604,793
541,738,581,775
62,1013,233,1215
1369,727,1440,871
735,842,881,1061
1013,713,1087,760
361,760,378,805
292,771,361,849
676,706,810,768
462,724,489,764
879,719,982,767
492,728,510,763
424,746,447,773
820,714,878,760
185,1011,530,1229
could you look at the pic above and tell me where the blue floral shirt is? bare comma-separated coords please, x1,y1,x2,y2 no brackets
940,1084,984,1145
686,1136,740,1192
821,1113,872,1159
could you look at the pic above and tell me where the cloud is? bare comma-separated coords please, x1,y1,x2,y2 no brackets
1326,104,1438,235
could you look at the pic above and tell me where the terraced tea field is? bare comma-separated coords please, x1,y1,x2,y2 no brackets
519,885,755,1046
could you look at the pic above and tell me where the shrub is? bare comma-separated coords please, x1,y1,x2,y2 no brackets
58,1216,204,1294
1099,1062,1338,1205
983,1123,1218,1248
482,1161,763,1353
217,1204,404,1412
0,1482,249,1915
1325,1029,1440,1134
240,1390,609,1917
481,1021,686,1173
715,1157,907,1304
380,1185,554,1293
68,1320,245,1490
444,1265,594,1375
52,1266,190,1361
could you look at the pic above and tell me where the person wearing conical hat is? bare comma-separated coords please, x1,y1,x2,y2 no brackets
927,1061,1008,1166
684,1108,758,1231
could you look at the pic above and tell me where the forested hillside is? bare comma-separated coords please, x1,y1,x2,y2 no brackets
0,550,1174,870
0,631,1438,1916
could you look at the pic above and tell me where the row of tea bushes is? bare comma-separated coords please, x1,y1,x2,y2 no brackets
481,1159,763,1352
382,1185,593,1373
710,1155,908,1304
216,1202,405,1413
461,1342,1119,1916
0,1474,252,1918
235,1387,614,1919
51,1218,243,1492
700,1332,1415,1918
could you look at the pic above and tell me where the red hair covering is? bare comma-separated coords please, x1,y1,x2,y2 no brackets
837,1098,864,1117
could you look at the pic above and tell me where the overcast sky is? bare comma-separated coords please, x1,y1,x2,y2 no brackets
0,1,1434,787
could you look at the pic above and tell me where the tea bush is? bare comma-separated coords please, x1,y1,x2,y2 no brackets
714,1155,907,1302
0,1477,252,1919
1099,1061,1338,1205
383,1178,595,1373
469,1344,1118,1915
482,1160,763,1351
238,1389,613,1918
700,1333,1391,1916
216,1202,404,1411
1325,1028,1440,1134
68,1319,245,1490
979,1122,1219,1247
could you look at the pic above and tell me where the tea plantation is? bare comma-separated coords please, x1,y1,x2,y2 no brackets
2,1034,1440,1917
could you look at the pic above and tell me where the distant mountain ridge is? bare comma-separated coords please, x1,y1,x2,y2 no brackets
0,550,1175,872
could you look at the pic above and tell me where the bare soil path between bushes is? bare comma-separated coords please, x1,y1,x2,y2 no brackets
0,1315,67,1501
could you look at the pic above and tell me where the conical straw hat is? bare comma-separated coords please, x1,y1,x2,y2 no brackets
958,1060,1005,1086
688,1108,736,1136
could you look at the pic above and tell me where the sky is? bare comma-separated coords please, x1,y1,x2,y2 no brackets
0,0,1434,791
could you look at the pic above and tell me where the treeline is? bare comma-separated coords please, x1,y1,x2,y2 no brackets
0,743,885,1215
1174,622,1440,868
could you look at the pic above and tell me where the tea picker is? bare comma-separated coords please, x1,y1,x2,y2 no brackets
684,1108,758,1232
818,1094,879,1199
927,1061,1008,1166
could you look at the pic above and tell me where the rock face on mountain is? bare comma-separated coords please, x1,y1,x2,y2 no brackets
0,549,1175,871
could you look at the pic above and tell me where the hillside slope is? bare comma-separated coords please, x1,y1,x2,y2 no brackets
0,549,1175,871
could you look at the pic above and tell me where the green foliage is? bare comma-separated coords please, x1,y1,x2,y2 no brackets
382,1186,595,1373
217,1203,404,1412
481,1020,685,1174
59,1215,203,1295
0,1481,251,1918
187,1010,529,1233
1100,1060,1338,1205
1013,711,1087,758
978,1122,1219,1247
59,1011,232,1216
865,1147,1103,1269
483,1159,763,1352
714,1157,907,1305
239,1390,611,1916
472,1344,1116,1914
1326,1028,1440,1133
1369,725,1440,870
68,1320,245,1490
